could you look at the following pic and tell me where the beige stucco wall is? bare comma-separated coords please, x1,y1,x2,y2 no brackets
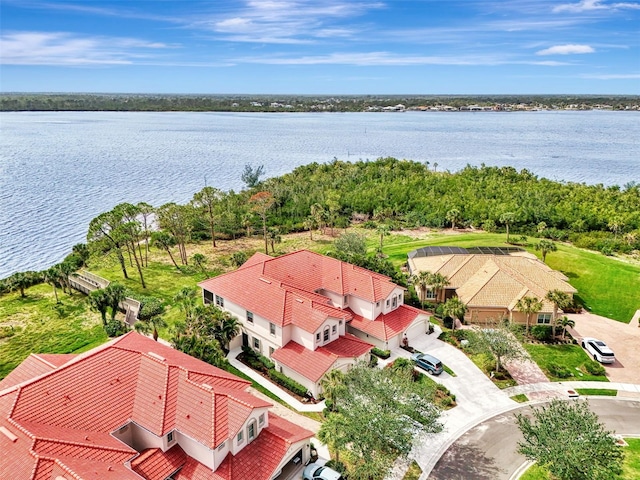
176,430,216,470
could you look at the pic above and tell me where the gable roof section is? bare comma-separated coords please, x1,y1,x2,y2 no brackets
0,354,58,391
348,305,424,341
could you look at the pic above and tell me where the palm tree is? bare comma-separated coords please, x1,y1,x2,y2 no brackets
191,253,208,276
8,271,39,298
558,315,575,340
214,312,240,353
376,223,391,253
446,208,461,230
303,216,317,240
135,315,167,341
515,296,543,334
105,282,126,321
442,297,467,330
411,270,432,309
89,288,110,325
317,412,349,464
320,369,345,410
535,239,557,263
500,211,516,244
44,266,63,304
429,273,450,303
174,287,198,321
545,289,571,337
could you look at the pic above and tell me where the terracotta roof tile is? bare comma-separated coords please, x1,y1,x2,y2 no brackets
33,354,78,368
271,341,337,383
0,354,56,391
132,355,170,436
321,333,373,358
347,305,423,341
131,445,187,480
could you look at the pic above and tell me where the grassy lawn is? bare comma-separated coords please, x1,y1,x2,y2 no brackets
576,388,618,396
402,460,422,480
380,230,640,323
511,394,529,403
524,343,609,382
0,284,107,379
521,438,640,479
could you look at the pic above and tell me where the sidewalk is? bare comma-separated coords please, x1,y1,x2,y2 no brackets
503,381,640,397
226,347,326,413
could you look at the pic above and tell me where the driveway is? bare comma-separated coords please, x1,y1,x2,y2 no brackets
567,311,640,383
430,398,640,480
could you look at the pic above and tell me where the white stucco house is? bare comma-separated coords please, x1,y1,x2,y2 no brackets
199,250,429,398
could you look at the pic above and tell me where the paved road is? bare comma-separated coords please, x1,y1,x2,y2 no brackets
429,398,640,480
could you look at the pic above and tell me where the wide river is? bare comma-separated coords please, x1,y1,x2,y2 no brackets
1,110,639,278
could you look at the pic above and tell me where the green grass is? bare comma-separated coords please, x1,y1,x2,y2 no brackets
0,284,107,379
524,343,609,382
442,364,457,377
576,388,618,396
380,231,640,323
511,393,529,403
519,463,549,480
402,460,422,480
521,439,640,480
469,351,518,389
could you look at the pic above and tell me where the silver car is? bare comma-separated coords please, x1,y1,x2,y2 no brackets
302,463,344,480
582,337,615,364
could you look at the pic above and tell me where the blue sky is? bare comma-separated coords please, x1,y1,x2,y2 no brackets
1,0,639,94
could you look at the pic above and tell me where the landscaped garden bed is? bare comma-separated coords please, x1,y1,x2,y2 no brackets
523,343,609,382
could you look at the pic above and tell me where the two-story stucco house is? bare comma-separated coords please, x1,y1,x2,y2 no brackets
198,250,429,398
0,332,314,480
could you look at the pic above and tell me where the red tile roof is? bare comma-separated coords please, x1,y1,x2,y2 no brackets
0,332,313,480
0,354,56,391
271,335,372,383
198,250,399,329
347,305,424,341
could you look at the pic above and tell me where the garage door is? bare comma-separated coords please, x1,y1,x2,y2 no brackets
404,317,426,341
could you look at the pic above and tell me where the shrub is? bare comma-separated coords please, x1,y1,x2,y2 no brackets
104,319,128,337
584,361,606,376
325,460,348,474
443,316,454,329
530,325,552,341
268,370,308,397
548,362,573,378
371,347,391,359
369,354,379,367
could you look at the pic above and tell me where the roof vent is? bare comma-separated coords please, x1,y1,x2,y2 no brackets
147,352,166,362
259,277,272,284
0,426,17,443
296,298,304,303
202,383,213,391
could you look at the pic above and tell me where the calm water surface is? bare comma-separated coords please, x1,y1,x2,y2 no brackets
1,111,639,278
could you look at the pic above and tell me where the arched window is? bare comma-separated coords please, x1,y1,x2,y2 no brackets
323,327,330,342
247,419,257,441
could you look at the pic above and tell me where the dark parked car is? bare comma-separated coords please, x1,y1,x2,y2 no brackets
410,353,444,375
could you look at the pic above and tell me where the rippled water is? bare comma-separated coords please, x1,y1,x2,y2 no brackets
1,111,639,278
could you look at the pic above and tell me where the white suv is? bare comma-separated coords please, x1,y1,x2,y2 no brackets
582,337,615,364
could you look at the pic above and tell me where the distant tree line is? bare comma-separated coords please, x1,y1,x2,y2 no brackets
1,93,639,112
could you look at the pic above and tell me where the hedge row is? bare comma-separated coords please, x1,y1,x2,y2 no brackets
371,347,391,359
268,369,308,397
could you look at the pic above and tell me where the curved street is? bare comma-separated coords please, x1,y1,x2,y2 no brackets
429,398,640,480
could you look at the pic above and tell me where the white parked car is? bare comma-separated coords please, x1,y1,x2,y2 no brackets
581,337,615,364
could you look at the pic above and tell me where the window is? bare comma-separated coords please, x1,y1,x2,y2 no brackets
537,313,552,324
248,421,256,440
425,289,437,300
339,320,343,326
217,441,226,451
270,322,276,336
332,325,337,334
203,290,214,304
247,311,254,324
259,413,265,426
167,431,174,442
392,296,397,308
386,299,390,307
269,346,274,356
323,327,330,342
253,337,260,350
316,332,320,342
215,295,224,307
237,431,243,444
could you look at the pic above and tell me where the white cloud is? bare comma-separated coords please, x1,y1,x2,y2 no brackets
0,31,175,65
197,0,382,44
582,72,640,78
536,44,595,55
554,0,640,13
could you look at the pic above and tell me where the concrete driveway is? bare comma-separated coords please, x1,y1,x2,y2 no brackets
567,311,640,383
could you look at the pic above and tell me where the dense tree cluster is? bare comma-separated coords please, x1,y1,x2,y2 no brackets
2,93,638,112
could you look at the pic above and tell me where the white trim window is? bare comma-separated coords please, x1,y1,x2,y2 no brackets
425,289,437,300
247,311,254,324
237,430,244,444
215,295,224,307
270,322,276,336
537,313,552,324
247,420,257,441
